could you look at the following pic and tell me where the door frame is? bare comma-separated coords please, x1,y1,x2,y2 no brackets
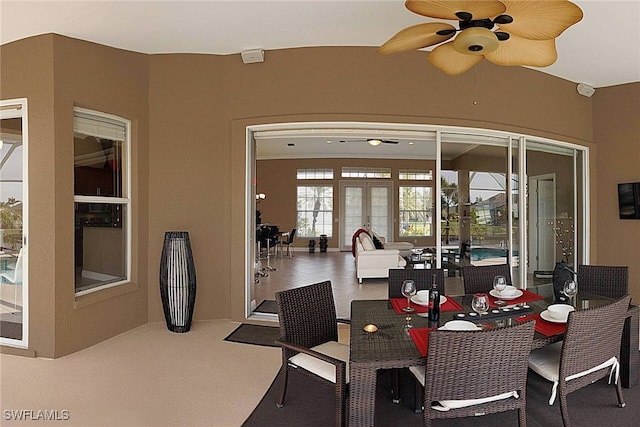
243,121,590,318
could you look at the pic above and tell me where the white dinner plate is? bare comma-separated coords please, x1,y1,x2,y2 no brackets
438,320,480,331
540,310,568,323
411,295,447,307
489,289,523,300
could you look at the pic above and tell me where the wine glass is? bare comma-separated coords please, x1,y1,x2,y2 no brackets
401,280,416,313
472,293,490,315
563,279,578,306
493,275,507,306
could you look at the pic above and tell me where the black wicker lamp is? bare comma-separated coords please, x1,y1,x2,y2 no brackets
159,231,197,333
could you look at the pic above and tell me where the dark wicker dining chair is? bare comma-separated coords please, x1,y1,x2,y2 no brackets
462,264,512,294
388,268,446,299
278,228,296,258
528,295,632,427
275,280,350,427
409,320,535,426
577,265,629,299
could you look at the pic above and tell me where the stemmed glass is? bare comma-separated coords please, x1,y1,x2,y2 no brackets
472,293,490,315
563,279,578,306
401,280,416,313
493,275,507,306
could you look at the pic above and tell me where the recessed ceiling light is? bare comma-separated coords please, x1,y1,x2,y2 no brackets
409,142,414,145
367,139,382,146
326,140,332,144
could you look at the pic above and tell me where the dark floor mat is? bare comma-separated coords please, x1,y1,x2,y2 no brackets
224,323,280,347
254,299,279,314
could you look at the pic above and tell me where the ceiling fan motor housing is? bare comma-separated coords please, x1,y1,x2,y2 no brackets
453,27,499,55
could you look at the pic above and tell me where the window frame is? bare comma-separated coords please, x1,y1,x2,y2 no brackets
73,107,131,296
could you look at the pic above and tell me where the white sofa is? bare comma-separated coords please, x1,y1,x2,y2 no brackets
374,234,414,257
354,231,407,283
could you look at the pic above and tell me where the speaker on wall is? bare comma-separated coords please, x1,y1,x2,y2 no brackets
577,83,595,97
241,49,264,64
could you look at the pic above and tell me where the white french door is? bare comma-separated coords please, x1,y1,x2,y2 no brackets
339,181,393,251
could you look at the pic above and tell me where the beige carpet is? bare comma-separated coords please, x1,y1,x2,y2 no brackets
0,320,283,427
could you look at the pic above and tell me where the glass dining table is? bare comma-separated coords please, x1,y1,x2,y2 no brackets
348,286,639,427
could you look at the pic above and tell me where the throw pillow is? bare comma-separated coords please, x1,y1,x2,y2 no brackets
372,235,384,249
359,233,376,251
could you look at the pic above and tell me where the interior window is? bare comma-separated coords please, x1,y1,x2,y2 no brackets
296,185,333,237
73,109,130,295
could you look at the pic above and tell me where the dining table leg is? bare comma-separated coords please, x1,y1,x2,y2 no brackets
349,363,378,427
620,305,639,388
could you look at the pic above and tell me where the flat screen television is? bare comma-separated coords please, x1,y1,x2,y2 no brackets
618,182,640,219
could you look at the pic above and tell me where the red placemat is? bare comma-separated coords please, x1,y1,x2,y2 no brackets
408,327,433,356
489,289,544,308
390,296,464,314
516,313,566,337
390,297,428,313
441,297,464,312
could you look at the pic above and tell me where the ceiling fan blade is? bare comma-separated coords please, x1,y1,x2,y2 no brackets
428,41,484,75
485,35,557,67
498,0,583,40
378,22,456,54
406,0,506,21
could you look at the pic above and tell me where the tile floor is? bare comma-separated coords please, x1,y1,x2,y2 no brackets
252,250,465,319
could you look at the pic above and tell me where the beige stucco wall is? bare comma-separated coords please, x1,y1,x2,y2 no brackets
1,34,150,357
2,34,638,357
1,35,56,357
593,83,640,305
148,53,230,324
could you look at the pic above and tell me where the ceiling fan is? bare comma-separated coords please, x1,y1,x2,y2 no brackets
340,138,400,146
378,0,583,76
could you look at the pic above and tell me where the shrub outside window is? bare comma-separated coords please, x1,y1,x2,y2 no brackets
399,186,432,236
296,186,333,237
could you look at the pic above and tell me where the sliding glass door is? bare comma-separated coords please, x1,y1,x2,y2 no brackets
0,99,28,347
525,140,582,289
246,123,588,318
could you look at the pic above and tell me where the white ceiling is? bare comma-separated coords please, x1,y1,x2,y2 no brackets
1,0,639,89
2,1,638,160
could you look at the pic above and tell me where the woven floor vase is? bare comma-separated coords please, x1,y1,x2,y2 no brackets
160,231,197,333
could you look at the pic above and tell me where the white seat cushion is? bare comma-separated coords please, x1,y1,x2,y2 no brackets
289,341,350,384
409,365,518,412
528,341,620,405
528,341,562,383
432,391,520,412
